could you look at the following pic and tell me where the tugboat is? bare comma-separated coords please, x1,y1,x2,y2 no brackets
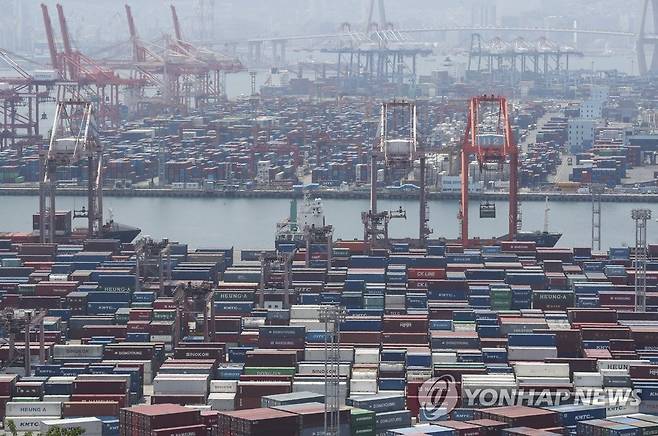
275,196,326,249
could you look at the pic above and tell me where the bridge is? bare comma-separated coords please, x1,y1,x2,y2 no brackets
247,26,636,44
245,24,639,69
245,0,658,76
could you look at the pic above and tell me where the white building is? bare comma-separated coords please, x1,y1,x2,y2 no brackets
580,100,603,119
579,85,608,120
590,85,609,102
568,118,597,152
438,174,484,193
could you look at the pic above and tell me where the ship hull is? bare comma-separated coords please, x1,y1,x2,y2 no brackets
102,222,141,243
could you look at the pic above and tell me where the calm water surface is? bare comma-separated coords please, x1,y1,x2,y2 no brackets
0,195,655,250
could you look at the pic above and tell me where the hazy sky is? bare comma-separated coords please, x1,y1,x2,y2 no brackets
0,0,644,55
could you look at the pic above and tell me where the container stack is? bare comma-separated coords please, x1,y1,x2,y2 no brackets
4,238,658,434
119,404,204,436
347,393,411,435
215,408,299,436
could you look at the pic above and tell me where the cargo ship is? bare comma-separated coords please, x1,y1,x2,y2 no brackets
275,196,561,249
99,218,142,243
510,197,562,247
275,196,326,249
512,229,561,247
31,210,141,243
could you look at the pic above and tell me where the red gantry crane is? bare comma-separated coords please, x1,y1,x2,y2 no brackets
459,95,518,248
168,5,244,108
41,3,144,128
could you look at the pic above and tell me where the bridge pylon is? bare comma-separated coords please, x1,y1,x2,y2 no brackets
366,0,388,32
638,0,658,75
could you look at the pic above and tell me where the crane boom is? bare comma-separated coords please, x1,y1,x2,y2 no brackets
125,4,144,63
56,3,76,80
171,4,183,42
41,4,60,74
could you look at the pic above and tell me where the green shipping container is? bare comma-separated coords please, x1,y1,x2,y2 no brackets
243,367,296,376
350,408,376,429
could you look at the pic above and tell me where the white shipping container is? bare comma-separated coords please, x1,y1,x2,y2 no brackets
432,352,458,364
606,404,640,417
289,319,331,331
6,402,62,417
242,317,266,329
355,348,379,364
573,372,604,388
48,274,69,281
515,377,571,385
305,348,354,362
40,417,103,436
514,362,569,378
5,416,59,432
453,322,476,332
379,363,405,373
462,374,516,385
48,376,76,383
407,370,433,382
207,393,236,411
597,360,651,372
153,375,209,396
53,344,103,359
350,379,377,393
210,380,238,393
352,368,377,378
599,369,633,377
290,305,322,319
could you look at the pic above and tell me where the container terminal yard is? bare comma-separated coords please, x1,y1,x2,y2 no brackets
3,1,658,436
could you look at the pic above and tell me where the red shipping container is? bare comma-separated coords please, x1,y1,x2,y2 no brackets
71,394,128,409
62,401,119,417
382,316,428,333
73,380,127,395
408,268,446,280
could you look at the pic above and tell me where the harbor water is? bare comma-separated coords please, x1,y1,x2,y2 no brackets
0,195,653,249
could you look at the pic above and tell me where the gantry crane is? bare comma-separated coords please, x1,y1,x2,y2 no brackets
0,309,47,376
169,5,244,108
39,99,103,243
41,3,143,128
124,4,166,114
364,100,427,251
134,237,172,294
258,252,294,309
0,49,54,153
459,95,518,248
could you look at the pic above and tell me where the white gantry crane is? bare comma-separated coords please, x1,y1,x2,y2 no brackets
39,98,103,242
